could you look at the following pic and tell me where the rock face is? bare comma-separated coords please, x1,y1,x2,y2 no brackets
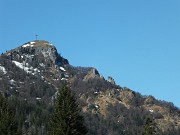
0,40,179,135
107,76,116,85
0,40,70,101
10,40,68,67
83,68,100,81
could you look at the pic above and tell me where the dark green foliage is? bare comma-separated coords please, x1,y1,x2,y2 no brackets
142,118,156,135
0,93,19,135
48,86,88,135
8,97,50,135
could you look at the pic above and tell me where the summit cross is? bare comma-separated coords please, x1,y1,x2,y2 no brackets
35,34,38,40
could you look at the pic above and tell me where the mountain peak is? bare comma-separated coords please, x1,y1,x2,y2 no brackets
0,40,179,134
5,40,69,66
22,40,53,48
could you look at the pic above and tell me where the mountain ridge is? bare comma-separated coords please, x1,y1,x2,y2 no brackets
0,40,179,135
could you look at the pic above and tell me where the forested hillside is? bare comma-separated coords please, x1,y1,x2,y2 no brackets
0,40,179,135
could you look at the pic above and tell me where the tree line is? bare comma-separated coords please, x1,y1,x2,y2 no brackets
0,86,179,135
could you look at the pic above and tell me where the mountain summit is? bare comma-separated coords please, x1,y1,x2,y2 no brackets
0,40,180,135
8,40,68,67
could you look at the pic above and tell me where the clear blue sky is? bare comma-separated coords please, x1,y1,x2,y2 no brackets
0,0,180,108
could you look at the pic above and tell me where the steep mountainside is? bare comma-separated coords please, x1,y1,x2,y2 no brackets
0,40,180,135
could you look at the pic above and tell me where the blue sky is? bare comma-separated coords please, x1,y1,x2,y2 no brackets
0,0,180,107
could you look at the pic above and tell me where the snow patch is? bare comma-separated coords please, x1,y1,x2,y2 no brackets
64,74,69,78
36,97,41,100
95,105,99,108
24,54,33,58
13,61,25,70
41,76,45,80
0,66,7,74
34,68,40,73
61,78,68,81
30,42,35,44
40,63,45,68
12,61,40,75
60,67,66,72
9,79,16,85
149,109,154,113
22,44,34,48
53,78,59,81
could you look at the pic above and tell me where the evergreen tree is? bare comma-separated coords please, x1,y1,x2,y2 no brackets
48,86,88,135
142,117,156,135
0,92,19,135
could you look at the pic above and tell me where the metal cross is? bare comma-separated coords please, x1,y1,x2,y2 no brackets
36,34,38,40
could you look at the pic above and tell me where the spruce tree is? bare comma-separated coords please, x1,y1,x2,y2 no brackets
142,117,156,135
48,86,88,135
0,92,19,135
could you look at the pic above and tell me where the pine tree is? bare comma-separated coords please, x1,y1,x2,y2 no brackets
142,117,156,135
48,86,88,135
0,92,19,135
